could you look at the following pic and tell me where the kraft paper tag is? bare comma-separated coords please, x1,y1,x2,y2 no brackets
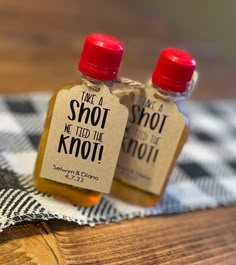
41,84,128,193
115,87,186,195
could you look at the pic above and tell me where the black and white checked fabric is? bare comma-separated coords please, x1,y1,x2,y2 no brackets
0,93,236,231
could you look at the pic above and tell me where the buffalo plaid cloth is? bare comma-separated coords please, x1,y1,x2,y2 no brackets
0,93,236,231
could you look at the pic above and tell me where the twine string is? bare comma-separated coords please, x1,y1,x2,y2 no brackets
116,71,198,101
81,78,100,92
82,71,198,101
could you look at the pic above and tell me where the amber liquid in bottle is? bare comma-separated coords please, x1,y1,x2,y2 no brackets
34,80,101,206
111,86,190,207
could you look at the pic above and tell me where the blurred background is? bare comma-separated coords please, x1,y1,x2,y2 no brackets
0,0,235,99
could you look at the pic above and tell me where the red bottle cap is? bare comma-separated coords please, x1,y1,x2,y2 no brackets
152,48,196,93
78,33,124,81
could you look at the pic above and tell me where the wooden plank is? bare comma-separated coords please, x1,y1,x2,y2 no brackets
0,223,65,265
2,206,236,265
49,206,236,265
0,0,235,99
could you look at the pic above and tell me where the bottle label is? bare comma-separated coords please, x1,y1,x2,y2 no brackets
115,87,186,195
41,84,128,193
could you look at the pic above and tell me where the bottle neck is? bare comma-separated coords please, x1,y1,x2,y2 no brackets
81,74,114,88
151,71,198,101
152,85,189,102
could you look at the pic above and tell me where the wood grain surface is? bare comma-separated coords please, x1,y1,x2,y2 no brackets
2,206,236,265
1,1,236,264
0,223,64,265
50,206,236,265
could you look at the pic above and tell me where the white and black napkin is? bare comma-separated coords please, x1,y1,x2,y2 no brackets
0,93,236,231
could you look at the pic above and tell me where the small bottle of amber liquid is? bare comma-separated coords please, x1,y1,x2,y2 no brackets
34,33,128,206
111,48,196,206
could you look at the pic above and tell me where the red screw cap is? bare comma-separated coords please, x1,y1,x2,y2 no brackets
78,33,124,81
152,48,196,93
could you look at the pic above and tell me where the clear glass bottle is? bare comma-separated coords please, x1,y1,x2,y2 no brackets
34,33,124,206
111,48,196,207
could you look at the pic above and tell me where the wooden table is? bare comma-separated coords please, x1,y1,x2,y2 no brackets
1,1,236,264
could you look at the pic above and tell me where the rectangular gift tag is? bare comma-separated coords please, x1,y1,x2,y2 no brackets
115,86,186,195
41,84,128,193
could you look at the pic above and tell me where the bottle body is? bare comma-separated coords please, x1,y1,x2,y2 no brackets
34,32,125,206
34,80,101,206
111,86,190,207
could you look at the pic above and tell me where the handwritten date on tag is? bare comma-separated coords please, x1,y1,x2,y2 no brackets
41,84,128,193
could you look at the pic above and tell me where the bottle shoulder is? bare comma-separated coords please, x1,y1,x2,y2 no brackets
49,80,82,104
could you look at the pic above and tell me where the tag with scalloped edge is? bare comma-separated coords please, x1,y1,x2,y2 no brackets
114,86,186,195
41,84,128,193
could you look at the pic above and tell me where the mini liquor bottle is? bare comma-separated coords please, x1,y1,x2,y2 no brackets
111,48,196,206
34,33,128,206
